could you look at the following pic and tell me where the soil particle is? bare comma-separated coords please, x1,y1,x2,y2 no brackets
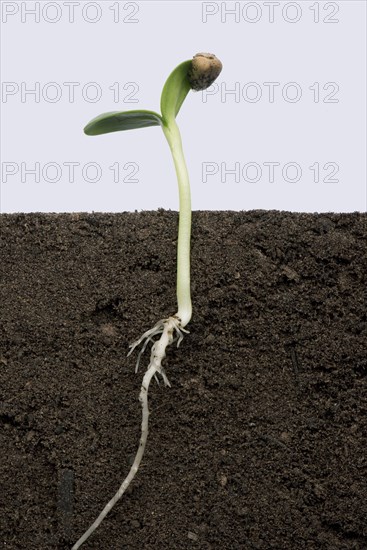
0,210,366,549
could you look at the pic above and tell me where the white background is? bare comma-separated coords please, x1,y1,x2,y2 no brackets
1,0,366,213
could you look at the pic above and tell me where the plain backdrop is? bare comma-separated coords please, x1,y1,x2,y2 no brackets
1,0,366,213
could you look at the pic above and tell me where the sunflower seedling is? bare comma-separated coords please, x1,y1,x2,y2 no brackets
72,53,222,549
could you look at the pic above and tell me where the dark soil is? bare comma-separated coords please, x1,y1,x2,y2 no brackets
0,210,366,550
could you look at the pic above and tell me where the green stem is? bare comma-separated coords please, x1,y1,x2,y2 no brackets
162,119,192,328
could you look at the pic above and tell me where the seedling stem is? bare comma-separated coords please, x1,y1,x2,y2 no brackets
163,119,192,328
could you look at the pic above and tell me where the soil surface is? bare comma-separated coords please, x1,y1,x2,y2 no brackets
0,210,366,550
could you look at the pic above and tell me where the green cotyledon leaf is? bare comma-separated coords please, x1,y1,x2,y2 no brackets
160,60,192,125
84,110,163,136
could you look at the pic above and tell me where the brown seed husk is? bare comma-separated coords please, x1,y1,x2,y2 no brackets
187,52,223,91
